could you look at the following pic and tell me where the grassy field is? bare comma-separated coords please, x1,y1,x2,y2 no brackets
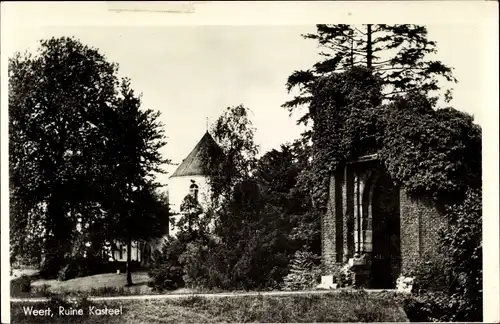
11,291,409,323
11,271,161,298
11,268,40,279
31,272,153,295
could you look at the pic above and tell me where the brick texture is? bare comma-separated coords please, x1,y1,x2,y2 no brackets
323,163,445,281
322,174,338,273
399,190,445,274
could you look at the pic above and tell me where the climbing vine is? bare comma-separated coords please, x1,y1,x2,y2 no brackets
308,67,481,211
308,67,384,210
379,95,482,206
308,67,482,321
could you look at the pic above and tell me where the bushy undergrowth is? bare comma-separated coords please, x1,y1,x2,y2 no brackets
400,291,458,322
402,188,482,322
147,234,193,291
11,275,32,295
282,250,321,290
11,277,56,298
178,238,224,289
148,214,292,292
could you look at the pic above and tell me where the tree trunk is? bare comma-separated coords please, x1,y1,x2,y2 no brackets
42,191,71,278
126,236,133,286
366,24,373,69
350,29,354,66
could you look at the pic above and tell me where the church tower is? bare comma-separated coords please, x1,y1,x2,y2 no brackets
167,131,222,219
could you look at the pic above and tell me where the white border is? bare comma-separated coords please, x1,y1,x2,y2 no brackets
1,2,498,323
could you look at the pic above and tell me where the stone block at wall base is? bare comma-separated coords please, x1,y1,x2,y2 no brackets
316,275,338,289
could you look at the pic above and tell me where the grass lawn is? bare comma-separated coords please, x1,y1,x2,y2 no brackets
31,272,153,295
11,291,409,323
11,271,161,298
11,268,40,279
12,270,208,298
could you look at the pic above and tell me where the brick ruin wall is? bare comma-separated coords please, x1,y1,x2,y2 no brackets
323,173,446,276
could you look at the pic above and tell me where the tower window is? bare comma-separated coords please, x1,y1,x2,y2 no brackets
189,181,199,201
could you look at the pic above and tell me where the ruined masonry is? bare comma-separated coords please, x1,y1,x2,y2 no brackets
321,154,446,289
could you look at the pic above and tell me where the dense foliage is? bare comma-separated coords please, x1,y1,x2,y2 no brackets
301,66,482,321
147,232,204,292
255,143,321,254
432,188,482,321
154,76,481,296
11,275,32,295
284,24,456,128
9,37,169,281
304,67,481,211
202,107,322,290
307,67,384,209
380,95,482,206
148,105,320,291
9,37,119,275
211,179,292,290
282,250,321,291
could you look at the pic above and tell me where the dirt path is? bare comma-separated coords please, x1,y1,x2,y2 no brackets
11,288,396,303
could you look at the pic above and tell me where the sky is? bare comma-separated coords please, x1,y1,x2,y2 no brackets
1,2,498,322
2,22,492,185
1,3,497,185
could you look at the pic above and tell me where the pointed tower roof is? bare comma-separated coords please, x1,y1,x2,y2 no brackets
169,131,223,178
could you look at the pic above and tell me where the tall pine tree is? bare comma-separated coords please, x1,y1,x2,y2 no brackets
284,24,456,128
104,79,168,286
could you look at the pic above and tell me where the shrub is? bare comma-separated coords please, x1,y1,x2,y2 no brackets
439,188,482,321
409,256,451,293
401,291,456,322
11,275,32,295
179,240,211,289
147,237,186,291
401,188,482,322
179,237,238,291
282,250,321,290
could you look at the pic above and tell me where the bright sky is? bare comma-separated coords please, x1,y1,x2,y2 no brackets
3,22,491,183
2,3,497,187
1,2,498,322
1,3,498,182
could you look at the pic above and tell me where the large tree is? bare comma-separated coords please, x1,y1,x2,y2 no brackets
254,144,320,254
201,104,259,208
284,24,456,128
103,79,168,286
9,37,170,283
195,105,292,289
9,37,120,276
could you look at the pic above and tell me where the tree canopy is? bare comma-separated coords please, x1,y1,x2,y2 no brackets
9,37,121,274
303,66,481,210
9,37,169,280
284,24,457,128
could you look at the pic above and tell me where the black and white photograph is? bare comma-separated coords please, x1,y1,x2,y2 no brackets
1,2,498,323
